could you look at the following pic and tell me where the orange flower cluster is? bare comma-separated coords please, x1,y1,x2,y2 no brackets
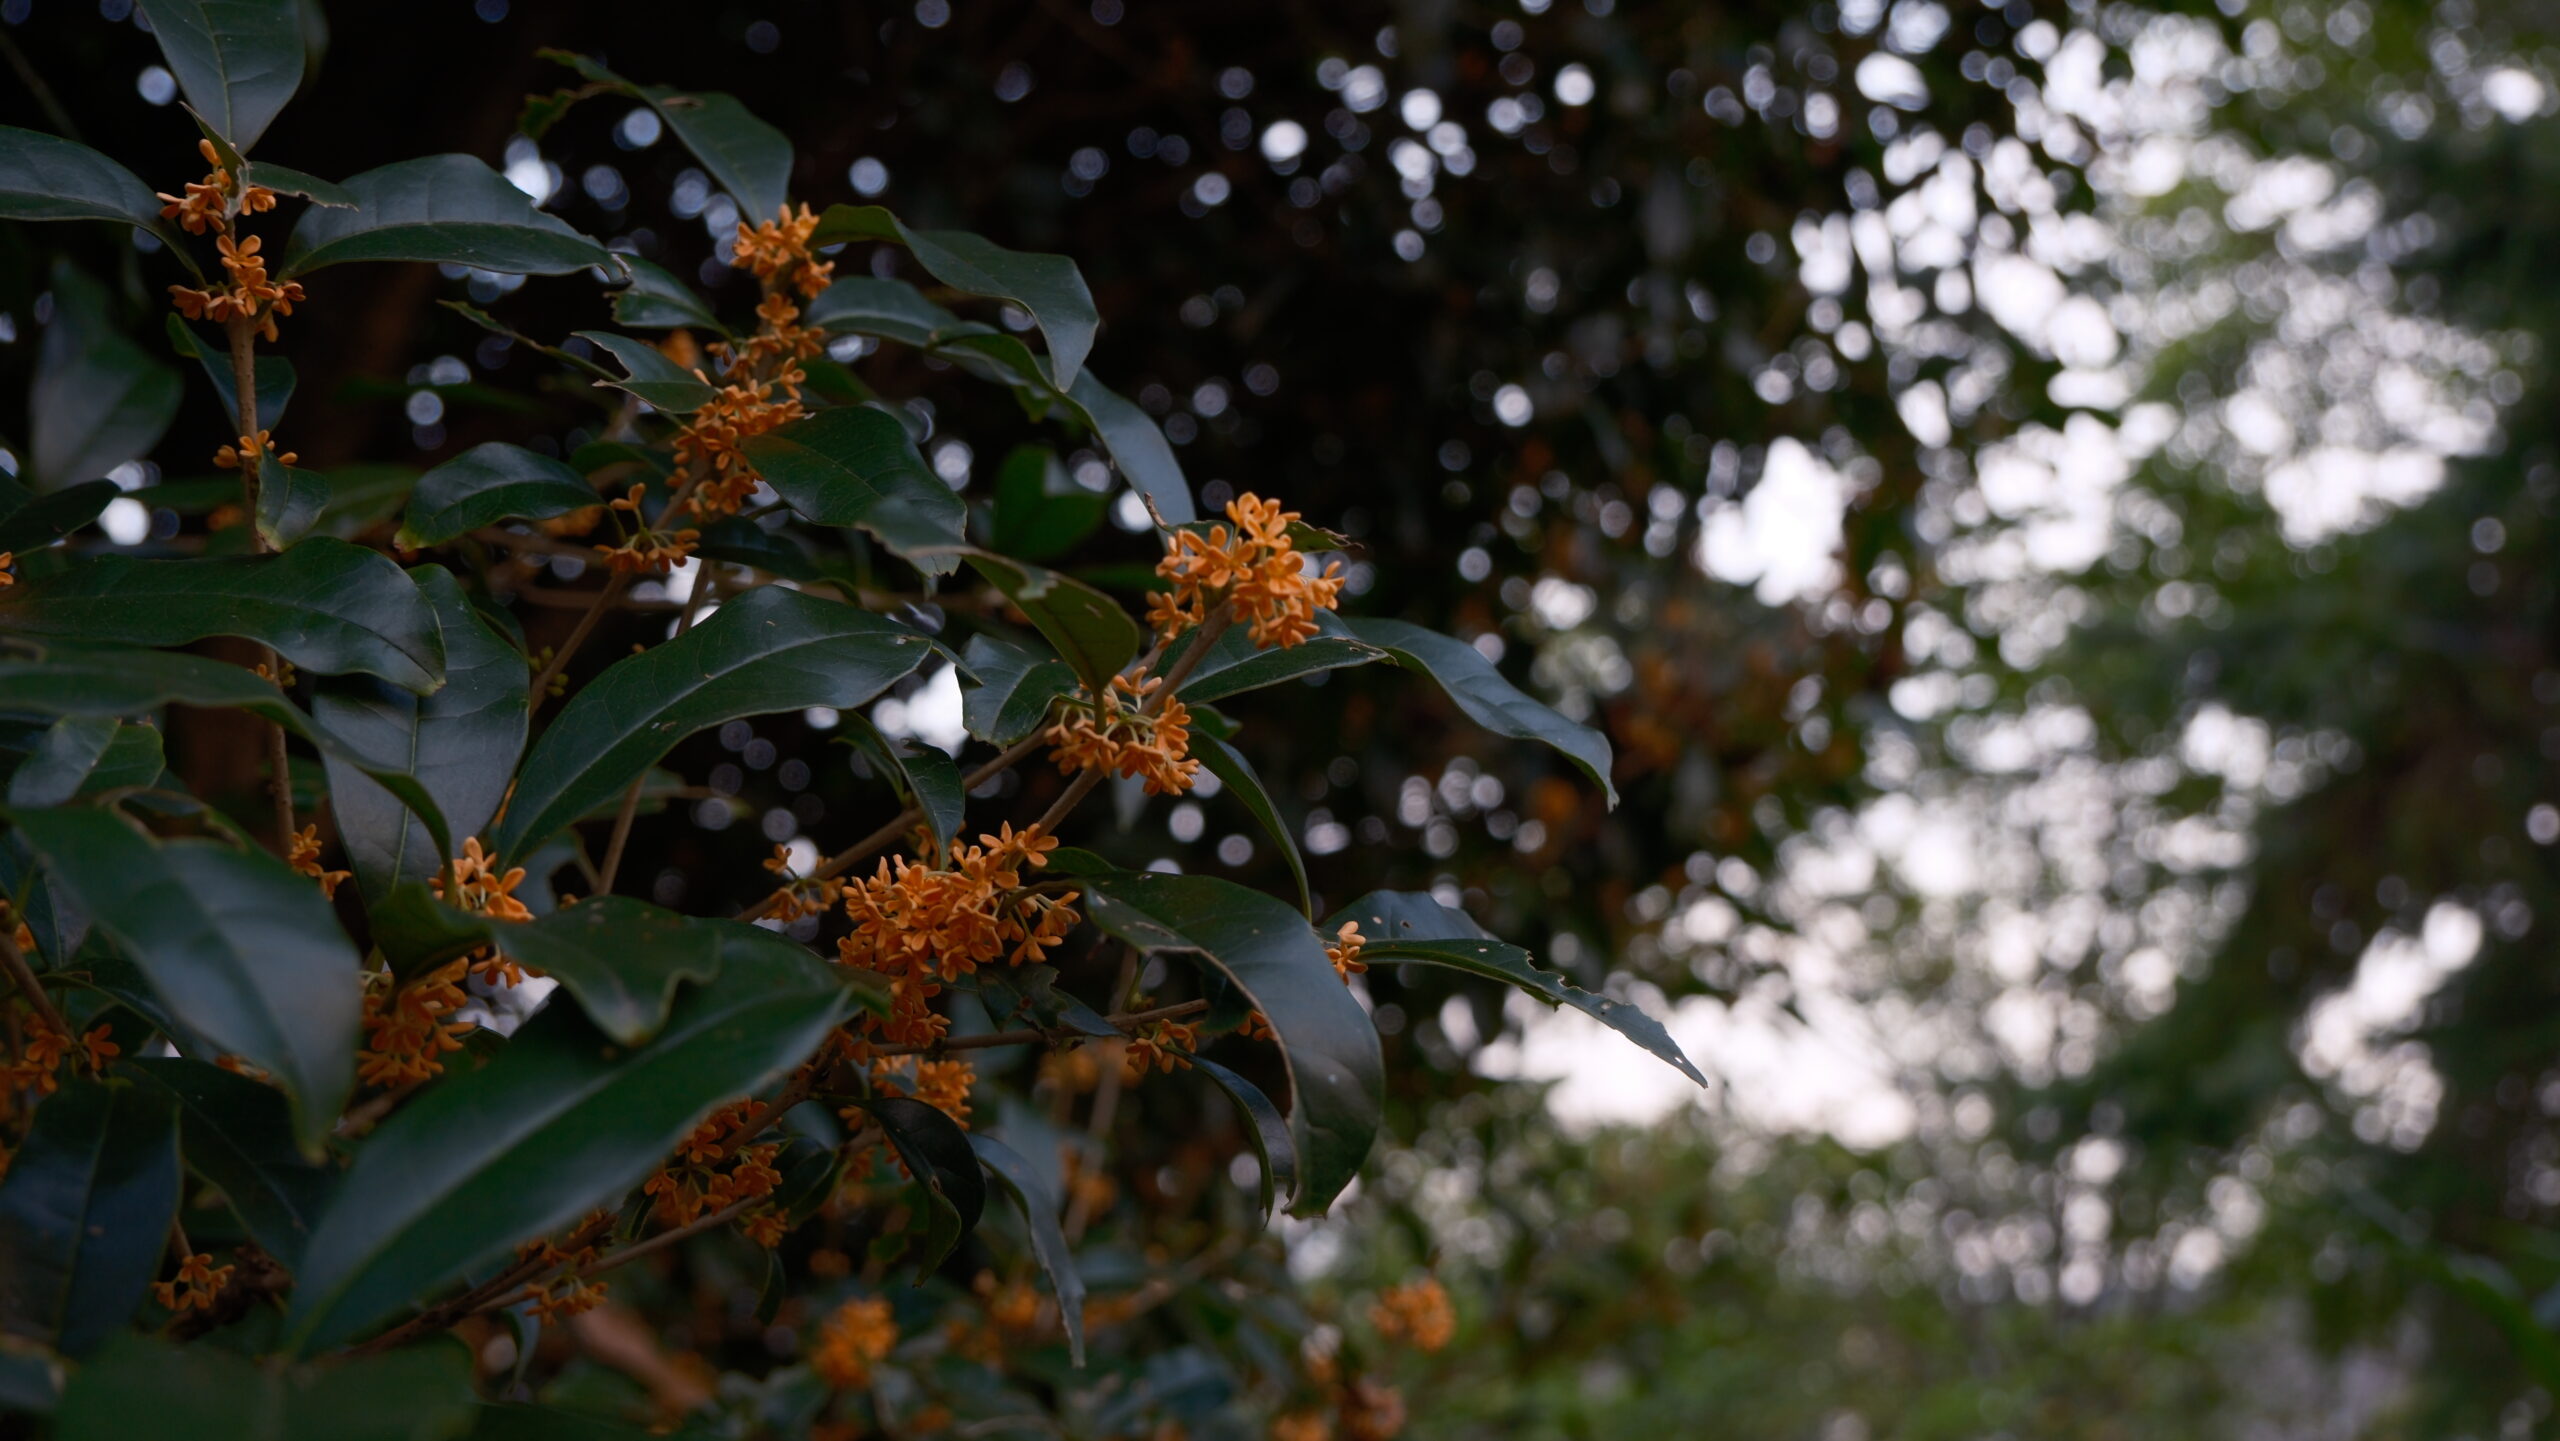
287,825,349,900
595,483,702,576
867,1054,979,1128
0,553,15,588
156,139,276,235
812,1294,898,1390
213,430,296,470
517,1224,609,1322
643,1099,784,1226
359,839,536,1087
1120,1012,1199,1082
168,231,304,342
1149,494,1345,651
761,843,841,921
153,1252,234,1314
835,824,1076,1049
1368,1276,1454,1353
6,1018,117,1096
651,207,836,519
732,204,836,299
1326,921,1368,980
1047,673,1201,796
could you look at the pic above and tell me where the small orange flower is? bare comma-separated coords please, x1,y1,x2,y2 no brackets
213,431,297,470
0,552,16,588
287,825,350,900
152,1251,234,1313
835,825,1077,1050
1326,922,1367,980
1368,1276,1454,1353
1149,494,1345,651
1337,1379,1407,1441
79,1023,118,1072
1046,673,1201,796
811,1294,898,1390
1120,1013,1199,1082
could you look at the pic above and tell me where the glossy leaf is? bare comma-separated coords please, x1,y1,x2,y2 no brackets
1191,1055,1298,1219
1177,625,1386,705
959,633,1076,745
398,442,600,548
1062,367,1195,524
971,1133,1087,1365
963,551,1139,696
0,478,117,554
738,404,966,573
609,256,724,333
0,1077,180,1356
365,884,496,982
576,330,716,413
1335,891,1708,1090
0,537,446,694
243,160,353,207
1079,872,1382,1214
31,265,181,491
123,1057,336,1270
283,937,854,1352
805,275,976,347
1346,617,1619,805
166,314,294,430
135,0,305,150
812,205,1099,388
852,1095,985,1279
494,898,867,1046
1195,735,1311,917
990,445,1108,562
840,715,966,859
494,586,933,862
544,52,792,223
5,718,118,809
255,450,330,549
57,1335,478,1441
282,155,618,277
314,567,527,898
11,808,360,1151
0,644,452,868
0,128,163,229
972,964,1119,1040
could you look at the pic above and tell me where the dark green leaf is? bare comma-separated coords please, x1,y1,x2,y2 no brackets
812,206,1099,389
1346,617,1618,806
282,938,854,1352
314,567,527,898
840,715,966,859
1195,735,1311,917
57,1335,478,1441
963,552,1139,696
166,314,294,431
1335,892,1708,1090
281,155,618,277
990,445,1108,562
256,451,330,549
0,1078,179,1356
958,633,1075,746
6,718,118,809
852,1095,985,1280
470,1405,675,1441
971,963,1118,1040
31,265,182,491
739,405,966,574
135,0,305,150
1191,1055,1298,1219
0,478,117,554
0,537,446,694
1079,873,1382,1215
544,53,792,224
123,1056,336,1270
243,161,353,207
1177,626,1386,705
609,256,724,333
495,898,874,1047
0,645,452,868
397,441,600,548
971,1133,1087,1365
805,275,978,348
575,330,716,413
0,1343,62,1416
10,809,360,1151
692,516,821,581
493,586,933,863
0,128,163,229
1061,368,1195,525
365,884,495,982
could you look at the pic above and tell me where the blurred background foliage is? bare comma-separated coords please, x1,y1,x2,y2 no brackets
7,0,2560,1432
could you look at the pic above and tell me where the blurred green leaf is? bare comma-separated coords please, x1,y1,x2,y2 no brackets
0,1078,179,1357
124,1056,335,1271
30,265,181,492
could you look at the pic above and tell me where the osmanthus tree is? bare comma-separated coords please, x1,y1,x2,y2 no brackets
0,9,1703,1438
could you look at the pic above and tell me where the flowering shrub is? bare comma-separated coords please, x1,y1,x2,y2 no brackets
0,10,1697,1437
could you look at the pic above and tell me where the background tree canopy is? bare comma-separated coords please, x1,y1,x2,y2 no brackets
1,0,2556,1435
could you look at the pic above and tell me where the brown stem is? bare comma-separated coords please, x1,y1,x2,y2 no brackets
594,778,647,897
344,1214,614,1358
870,999,1209,1060
0,929,75,1043
225,315,298,853
525,573,632,710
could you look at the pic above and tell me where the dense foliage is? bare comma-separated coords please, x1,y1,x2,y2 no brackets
0,6,1701,1436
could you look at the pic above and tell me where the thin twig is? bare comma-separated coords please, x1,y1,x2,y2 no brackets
226,315,299,853
735,731,1049,921
525,572,632,709
594,778,647,896
0,932,74,1045
873,999,1209,1060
